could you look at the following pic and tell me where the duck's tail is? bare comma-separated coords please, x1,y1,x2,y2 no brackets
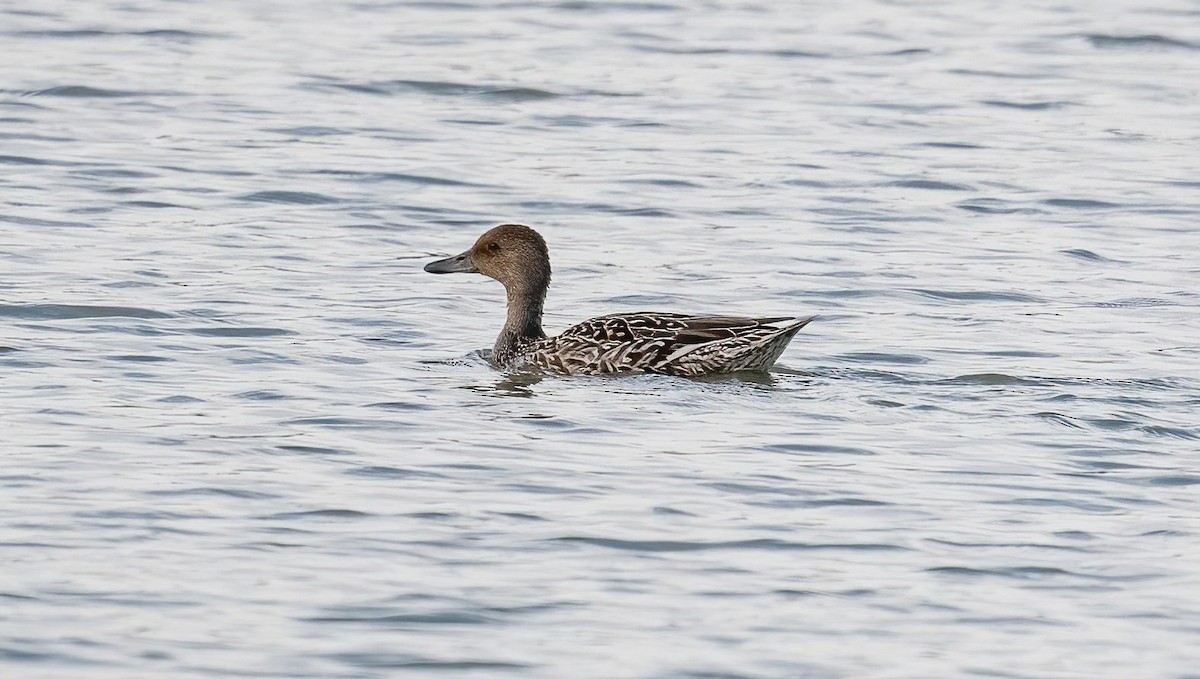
727,315,817,372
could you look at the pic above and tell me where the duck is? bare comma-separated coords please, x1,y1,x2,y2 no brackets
424,224,815,376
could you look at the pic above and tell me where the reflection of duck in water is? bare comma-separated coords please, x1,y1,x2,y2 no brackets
425,224,815,376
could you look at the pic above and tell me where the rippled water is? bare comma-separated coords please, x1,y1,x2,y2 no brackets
3,0,1200,676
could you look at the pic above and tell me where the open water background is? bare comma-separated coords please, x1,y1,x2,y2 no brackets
3,1,1200,677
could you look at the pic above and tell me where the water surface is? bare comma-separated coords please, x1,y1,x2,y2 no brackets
2,0,1199,677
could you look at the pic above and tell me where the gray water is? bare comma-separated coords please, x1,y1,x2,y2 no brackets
3,0,1200,677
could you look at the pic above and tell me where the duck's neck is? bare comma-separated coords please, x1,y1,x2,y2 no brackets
494,285,547,364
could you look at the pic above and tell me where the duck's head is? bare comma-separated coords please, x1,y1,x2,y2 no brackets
424,224,551,295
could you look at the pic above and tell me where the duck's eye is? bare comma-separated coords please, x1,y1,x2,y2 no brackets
487,242,501,253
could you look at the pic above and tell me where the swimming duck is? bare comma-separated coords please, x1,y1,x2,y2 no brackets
424,224,815,376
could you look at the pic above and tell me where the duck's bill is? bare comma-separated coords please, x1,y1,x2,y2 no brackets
424,250,478,274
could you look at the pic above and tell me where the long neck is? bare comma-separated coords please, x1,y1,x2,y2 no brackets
494,283,547,363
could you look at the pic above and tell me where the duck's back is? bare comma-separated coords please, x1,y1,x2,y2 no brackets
524,312,815,376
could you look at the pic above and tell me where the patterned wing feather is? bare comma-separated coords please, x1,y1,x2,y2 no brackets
528,313,815,376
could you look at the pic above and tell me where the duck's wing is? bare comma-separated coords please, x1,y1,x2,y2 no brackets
651,314,816,374
532,313,814,375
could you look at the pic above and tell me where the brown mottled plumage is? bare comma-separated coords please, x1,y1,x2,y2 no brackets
424,224,815,376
